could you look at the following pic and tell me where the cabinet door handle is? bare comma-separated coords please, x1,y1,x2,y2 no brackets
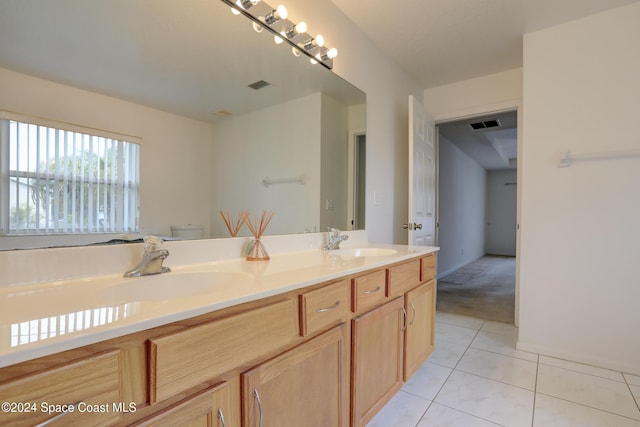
402,307,407,331
363,286,381,295
254,388,263,427
410,302,416,326
218,408,226,427
316,300,340,313
34,401,84,427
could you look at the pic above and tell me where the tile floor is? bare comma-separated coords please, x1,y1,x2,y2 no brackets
367,312,640,427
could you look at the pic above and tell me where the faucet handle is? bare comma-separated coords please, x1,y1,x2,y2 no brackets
328,227,341,236
143,235,164,252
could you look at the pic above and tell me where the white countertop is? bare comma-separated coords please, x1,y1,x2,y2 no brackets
0,239,437,368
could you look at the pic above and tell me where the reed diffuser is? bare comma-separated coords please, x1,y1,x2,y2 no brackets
219,210,247,237
244,210,275,261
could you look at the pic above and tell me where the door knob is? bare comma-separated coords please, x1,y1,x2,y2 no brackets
402,223,423,230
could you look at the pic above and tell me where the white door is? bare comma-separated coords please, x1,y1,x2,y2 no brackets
407,95,436,246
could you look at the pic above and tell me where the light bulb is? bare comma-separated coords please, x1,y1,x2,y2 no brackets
292,47,301,57
310,57,318,65
274,34,284,44
276,5,287,20
252,22,263,33
316,34,325,47
231,6,241,15
295,21,307,34
327,47,338,58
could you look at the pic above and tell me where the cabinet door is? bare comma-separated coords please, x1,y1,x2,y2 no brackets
404,280,436,380
242,324,348,427
133,380,238,427
351,297,405,427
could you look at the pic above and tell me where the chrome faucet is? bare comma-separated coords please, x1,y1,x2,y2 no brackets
124,236,171,277
324,227,349,250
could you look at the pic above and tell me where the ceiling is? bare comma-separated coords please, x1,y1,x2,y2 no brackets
331,0,639,89
438,111,517,170
330,0,637,170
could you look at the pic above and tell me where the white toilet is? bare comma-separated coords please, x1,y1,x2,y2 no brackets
170,224,204,239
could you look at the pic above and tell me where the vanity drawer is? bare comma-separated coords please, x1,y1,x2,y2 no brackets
0,351,121,427
387,259,421,297
352,269,387,313
149,298,298,404
299,279,350,336
421,253,437,282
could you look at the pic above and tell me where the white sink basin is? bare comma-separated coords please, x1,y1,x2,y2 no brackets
100,271,253,303
332,247,398,258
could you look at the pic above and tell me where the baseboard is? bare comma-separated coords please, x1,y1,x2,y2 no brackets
516,340,640,376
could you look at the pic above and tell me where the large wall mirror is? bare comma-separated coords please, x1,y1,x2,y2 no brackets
0,0,366,250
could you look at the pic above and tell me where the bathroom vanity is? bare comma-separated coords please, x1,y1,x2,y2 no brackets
0,238,437,426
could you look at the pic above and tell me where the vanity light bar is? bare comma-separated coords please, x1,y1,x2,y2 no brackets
223,0,336,69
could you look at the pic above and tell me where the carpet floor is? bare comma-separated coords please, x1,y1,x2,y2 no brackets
437,255,516,324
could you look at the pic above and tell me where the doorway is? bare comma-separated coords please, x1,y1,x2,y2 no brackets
435,110,518,323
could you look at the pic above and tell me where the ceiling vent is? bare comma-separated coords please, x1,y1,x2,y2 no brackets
469,119,501,130
248,80,271,90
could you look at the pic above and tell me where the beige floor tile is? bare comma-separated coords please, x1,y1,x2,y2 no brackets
436,322,478,347
417,403,502,427
435,371,534,427
625,373,640,387
471,329,538,362
436,312,485,330
457,347,537,390
429,339,469,368
539,355,625,382
537,364,640,420
402,361,452,400
534,393,640,427
366,391,430,427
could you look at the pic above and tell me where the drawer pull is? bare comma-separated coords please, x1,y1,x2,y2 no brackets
218,408,226,427
363,286,381,295
316,300,341,313
34,401,84,427
410,302,416,326
254,389,263,427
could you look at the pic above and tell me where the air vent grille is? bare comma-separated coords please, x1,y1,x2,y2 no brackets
469,119,501,130
248,80,271,90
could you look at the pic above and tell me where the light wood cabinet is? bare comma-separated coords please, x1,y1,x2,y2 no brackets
0,252,437,427
404,279,436,380
299,279,350,336
149,298,298,404
133,379,239,427
421,252,437,282
0,351,121,427
351,297,405,427
351,269,387,312
242,324,349,427
387,259,421,297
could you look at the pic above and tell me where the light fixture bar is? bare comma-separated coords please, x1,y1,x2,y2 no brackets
223,0,336,69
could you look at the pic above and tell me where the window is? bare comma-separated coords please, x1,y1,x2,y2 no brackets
1,113,140,235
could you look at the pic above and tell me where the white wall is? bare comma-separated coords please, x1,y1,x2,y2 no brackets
320,94,349,232
486,170,517,256
424,68,523,122
0,67,213,249
286,0,424,244
210,94,322,237
519,3,640,373
437,135,487,277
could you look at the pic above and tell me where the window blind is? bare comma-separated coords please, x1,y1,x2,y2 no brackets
2,118,140,235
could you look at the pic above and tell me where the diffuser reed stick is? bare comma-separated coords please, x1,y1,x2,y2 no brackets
219,210,247,237
245,210,275,240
